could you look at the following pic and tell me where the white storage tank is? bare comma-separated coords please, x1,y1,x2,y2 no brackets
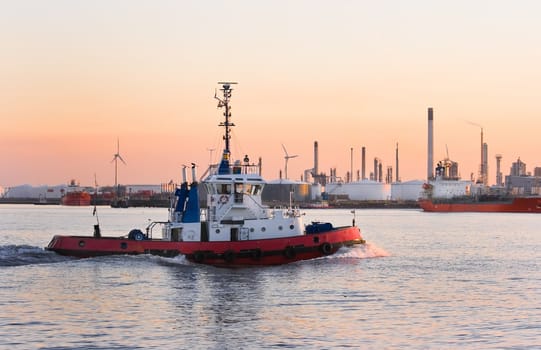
326,180,390,201
391,180,425,201
3,184,65,199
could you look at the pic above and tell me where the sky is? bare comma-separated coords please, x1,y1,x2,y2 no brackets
2,0,541,188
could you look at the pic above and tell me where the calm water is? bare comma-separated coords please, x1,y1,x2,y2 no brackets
1,204,540,349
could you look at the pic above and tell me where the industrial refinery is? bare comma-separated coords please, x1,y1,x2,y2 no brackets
3,107,540,208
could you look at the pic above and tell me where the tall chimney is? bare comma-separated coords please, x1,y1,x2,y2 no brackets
395,142,399,183
374,158,378,182
350,147,353,183
495,154,502,186
427,107,434,180
482,141,488,185
313,141,319,177
361,147,366,180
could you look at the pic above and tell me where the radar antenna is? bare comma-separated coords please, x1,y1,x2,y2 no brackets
215,82,237,153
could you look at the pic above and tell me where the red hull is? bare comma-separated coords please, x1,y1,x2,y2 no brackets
419,197,541,213
61,192,92,206
46,226,364,266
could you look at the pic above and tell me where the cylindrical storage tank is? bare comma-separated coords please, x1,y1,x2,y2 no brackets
326,180,390,200
310,183,322,201
262,180,311,204
391,180,425,201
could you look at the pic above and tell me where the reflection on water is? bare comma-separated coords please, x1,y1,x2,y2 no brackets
0,206,540,349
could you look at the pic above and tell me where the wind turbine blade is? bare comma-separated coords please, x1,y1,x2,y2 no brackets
118,155,126,164
281,144,288,157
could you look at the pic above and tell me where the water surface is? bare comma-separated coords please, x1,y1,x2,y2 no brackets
1,205,539,349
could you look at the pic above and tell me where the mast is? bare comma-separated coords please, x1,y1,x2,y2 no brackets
215,82,237,174
215,82,237,153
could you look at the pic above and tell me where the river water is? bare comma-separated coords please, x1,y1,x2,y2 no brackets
0,204,539,349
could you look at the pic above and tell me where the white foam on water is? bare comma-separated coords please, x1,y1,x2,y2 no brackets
157,254,192,265
333,242,391,259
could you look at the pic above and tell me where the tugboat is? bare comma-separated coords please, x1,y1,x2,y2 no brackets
46,83,366,266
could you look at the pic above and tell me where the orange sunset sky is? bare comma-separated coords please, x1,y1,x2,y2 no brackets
1,1,541,188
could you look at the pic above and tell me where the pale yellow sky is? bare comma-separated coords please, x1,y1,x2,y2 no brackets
1,1,540,187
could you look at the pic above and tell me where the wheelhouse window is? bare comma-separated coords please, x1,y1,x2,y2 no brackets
251,184,262,195
234,183,244,203
218,184,231,194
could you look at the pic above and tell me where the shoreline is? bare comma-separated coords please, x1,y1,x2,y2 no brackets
0,197,420,209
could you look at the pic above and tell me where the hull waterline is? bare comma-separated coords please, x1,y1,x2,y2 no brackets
46,226,365,266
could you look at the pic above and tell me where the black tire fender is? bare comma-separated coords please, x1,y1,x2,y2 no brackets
284,246,296,259
251,249,262,260
223,250,235,262
320,242,333,255
193,251,205,263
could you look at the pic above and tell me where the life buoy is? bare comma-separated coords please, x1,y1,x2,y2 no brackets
223,250,235,262
219,195,229,204
193,251,205,263
284,246,296,259
320,242,333,255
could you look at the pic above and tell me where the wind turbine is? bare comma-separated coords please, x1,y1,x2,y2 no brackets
282,144,298,180
111,138,126,195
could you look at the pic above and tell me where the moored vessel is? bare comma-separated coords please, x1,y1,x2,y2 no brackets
419,196,541,213
60,180,92,206
46,83,366,266
419,162,541,213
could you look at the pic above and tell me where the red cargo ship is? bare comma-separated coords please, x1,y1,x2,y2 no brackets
419,196,541,213
61,180,92,206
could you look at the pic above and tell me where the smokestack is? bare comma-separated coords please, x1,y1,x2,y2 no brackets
495,154,502,186
386,166,393,184
373,158,378,181
350,147,353,183
313,141,319,177
427,107,434,180
482,141,488,185
395,142,399,183
361,147,366,180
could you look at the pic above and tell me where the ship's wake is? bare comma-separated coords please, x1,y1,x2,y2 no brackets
0,242,389,268
157,254,192,266
0,245,72,267
332,242,390,259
